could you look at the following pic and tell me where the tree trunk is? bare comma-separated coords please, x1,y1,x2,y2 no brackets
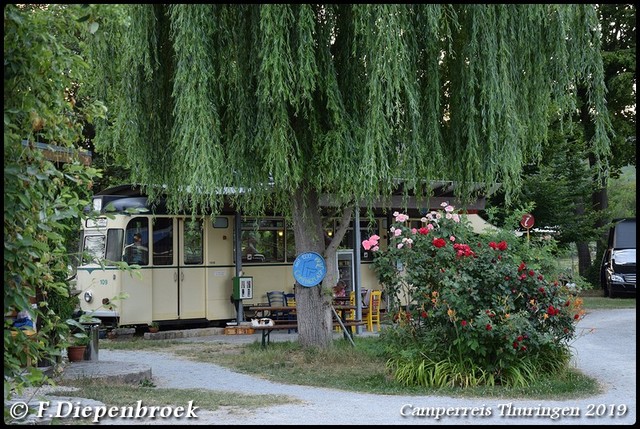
292,187,333,348
576,241,592,277
574,197,593,277
291,187,353,349
576,85,606,278
590,154,610,259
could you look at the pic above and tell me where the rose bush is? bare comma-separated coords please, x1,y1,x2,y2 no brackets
366,203,585,388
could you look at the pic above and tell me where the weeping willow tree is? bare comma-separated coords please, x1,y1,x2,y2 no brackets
85,4,611,348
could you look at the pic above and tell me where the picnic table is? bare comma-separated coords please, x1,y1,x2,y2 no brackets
247,304,366,347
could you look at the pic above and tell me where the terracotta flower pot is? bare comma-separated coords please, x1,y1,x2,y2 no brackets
67,345,87,362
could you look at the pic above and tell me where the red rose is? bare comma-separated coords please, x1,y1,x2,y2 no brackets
433,238,446,248
486,324,492,331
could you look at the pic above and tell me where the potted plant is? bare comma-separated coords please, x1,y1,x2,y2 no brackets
67,331,90,362
148,322,159,333
65,317,94,362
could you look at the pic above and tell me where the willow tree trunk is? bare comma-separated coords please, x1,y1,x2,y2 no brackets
292,188,334,348
590,153,610,268
574,200,593,277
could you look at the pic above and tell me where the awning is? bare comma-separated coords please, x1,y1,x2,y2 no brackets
463,214,499,234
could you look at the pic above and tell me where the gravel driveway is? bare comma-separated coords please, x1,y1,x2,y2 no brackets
9,308,634,425
91,308,635,425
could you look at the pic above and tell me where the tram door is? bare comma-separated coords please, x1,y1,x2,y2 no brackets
178,218,206,319
151,217,206,321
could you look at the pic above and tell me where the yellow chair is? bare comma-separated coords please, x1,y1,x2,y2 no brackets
334,291,356,333
347,291,357,333
366,290,382,332
285,293,296,307
284,292,297,333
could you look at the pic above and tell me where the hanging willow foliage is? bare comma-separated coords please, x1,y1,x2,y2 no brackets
85,4,611,214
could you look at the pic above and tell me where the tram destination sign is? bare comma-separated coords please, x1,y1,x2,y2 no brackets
292,252,327,287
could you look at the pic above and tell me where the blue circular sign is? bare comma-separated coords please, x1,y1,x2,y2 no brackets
292,252,327,287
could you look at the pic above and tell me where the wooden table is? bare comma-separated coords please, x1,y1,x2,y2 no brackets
247,304,363,346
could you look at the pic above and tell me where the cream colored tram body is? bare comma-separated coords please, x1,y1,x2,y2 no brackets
76,190,384,327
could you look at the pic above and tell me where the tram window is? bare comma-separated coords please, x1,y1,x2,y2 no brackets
241,218,285,263
184,219,203,265
105,229,124,265
212,217,228,228
123,217,149,266
153,218,174,266
285,224,296,262
82,235,106,264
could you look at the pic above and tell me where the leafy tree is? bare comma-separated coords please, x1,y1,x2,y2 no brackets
586,3,636,268
85,5,610,348
4,4,103,402
608,166,636,219
486,4,635,283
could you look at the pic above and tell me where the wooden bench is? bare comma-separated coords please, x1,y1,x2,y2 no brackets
252,319,367,347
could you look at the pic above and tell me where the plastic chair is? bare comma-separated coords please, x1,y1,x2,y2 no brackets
367,290,382,332
284,293,296,307
284,292,297,332
266,291,287,320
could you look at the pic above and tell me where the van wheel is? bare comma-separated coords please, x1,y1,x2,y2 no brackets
608,284,617,299
603,284,609,297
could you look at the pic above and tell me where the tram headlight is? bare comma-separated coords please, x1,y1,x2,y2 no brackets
84,291,93,303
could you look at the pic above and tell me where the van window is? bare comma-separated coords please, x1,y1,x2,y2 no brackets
612,219,636,249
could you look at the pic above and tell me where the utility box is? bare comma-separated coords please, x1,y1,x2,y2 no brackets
233,276,253,300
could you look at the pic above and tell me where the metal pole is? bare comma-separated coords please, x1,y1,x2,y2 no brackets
235,212,244,322
331,305,355,347
353,206,362,334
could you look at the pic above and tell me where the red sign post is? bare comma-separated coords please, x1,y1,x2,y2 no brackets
520,214,535,240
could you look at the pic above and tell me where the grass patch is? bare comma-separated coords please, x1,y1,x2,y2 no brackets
581,295,636,310
49,377,296,424
53,378,292,409
168,337,601,400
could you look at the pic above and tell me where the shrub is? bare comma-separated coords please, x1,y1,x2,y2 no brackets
366,204,584,387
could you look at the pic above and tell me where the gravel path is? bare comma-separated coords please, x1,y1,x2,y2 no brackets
9,308,636,425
